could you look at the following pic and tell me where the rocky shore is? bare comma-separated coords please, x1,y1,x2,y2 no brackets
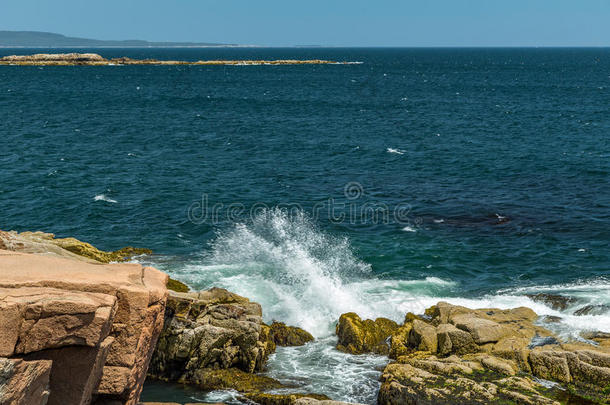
2,229,609,404
336,302,610,404
0,53,347,66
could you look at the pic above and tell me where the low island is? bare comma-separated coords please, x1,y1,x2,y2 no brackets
0,53,349,66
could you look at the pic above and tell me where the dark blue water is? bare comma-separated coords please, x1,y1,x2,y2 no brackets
2,47,609,403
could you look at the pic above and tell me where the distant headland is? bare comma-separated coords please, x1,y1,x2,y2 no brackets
0,30,238,48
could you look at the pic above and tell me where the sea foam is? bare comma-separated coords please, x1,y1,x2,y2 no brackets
93,194,117,203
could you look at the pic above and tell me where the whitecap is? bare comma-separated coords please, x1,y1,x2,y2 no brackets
386,147,405,155
402,225,417,232
93,194,117,204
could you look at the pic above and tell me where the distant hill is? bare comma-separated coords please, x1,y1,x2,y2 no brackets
0,31,235,47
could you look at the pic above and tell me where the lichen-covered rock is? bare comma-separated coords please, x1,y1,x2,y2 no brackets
0,230,151,263
408,320,438,353
376,302,610,404
336,312,399,355
450,315,510,345
148,288,276,389
436,323,478,356
267,321,314,346
378,352,560,405
390,323,414,359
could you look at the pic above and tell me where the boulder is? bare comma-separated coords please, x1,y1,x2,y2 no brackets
267,321,314,346
450,315,510,345
525,293,577,311
408,320,438,353
335,313,399,355
573,304,610,316
0,250,168,405
436,323,478,356
148,288,276,386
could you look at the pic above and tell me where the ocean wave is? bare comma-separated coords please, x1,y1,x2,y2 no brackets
386,147,405,155
93,194,117,203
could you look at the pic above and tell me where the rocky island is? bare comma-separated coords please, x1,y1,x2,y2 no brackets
0,53,348,66
1,230,609,404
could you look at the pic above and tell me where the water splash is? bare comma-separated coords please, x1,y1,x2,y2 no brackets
177,209,451,336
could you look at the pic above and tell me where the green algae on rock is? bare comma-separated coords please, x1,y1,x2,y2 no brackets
243,392,331,405
267,321,314,346
0,230,151,263
335,312,399,355
186,368,284,392
166,278,189,293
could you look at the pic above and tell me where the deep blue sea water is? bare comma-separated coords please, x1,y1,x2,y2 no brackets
1,48,609,403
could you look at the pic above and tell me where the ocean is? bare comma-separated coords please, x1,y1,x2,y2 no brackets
1,47,609,403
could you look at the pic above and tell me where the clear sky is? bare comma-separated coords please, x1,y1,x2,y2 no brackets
1,0,610,47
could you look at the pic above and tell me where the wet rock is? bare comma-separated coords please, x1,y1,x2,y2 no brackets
267,321,314,346
573,304,610,316
525,293,577,311
528,335,560,349
335,313,399,355
541,315,563,323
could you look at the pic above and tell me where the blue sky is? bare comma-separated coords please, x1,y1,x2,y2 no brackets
1,0,609,46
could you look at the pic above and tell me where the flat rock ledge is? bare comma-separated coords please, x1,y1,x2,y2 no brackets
0,249,168,405
337,302,610,404
0,53,347,66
